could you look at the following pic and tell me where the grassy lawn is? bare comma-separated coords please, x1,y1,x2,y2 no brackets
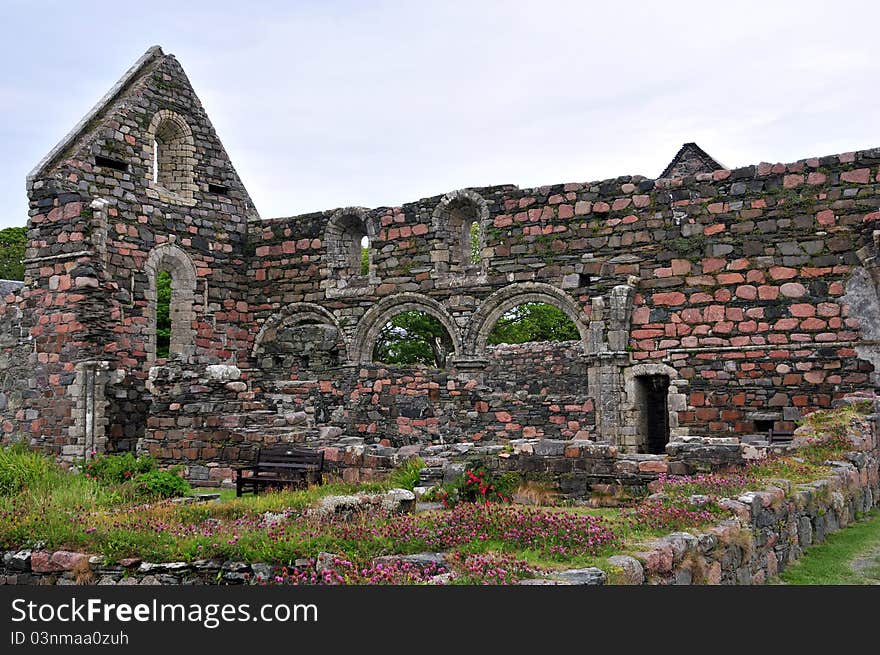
0,403,873,584
779,510,880,585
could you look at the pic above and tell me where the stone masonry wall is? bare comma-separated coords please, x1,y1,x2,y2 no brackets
1,48,258,460
5,46,880,470
238,147,880,457
625,409,879,584
144,341,593,471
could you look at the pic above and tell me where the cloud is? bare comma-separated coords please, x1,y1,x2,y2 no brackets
2,0,880,226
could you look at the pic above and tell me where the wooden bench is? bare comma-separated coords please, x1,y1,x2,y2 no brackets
235,446,324,497
768,429,795,444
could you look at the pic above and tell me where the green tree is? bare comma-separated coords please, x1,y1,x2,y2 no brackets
156,271,171,358
372,311,452,367
0,226,26,281
487,303,579,345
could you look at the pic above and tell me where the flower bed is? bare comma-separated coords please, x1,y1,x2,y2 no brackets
0,402,877,585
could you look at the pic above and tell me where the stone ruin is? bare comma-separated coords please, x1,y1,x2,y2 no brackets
2,45,880,490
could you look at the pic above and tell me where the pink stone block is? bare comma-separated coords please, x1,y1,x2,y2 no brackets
783,174,803,188
841,168,870,183
779,282,806,298
790,303,816,318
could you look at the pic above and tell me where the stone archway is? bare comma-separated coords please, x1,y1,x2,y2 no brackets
351,293,462,364
251,302,346,373
465,282,590,357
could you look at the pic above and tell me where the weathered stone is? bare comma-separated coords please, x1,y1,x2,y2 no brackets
606,555,644,585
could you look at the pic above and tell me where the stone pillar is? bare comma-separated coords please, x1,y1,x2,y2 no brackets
66,361,116,463
585,280,638,445
587,351,631,444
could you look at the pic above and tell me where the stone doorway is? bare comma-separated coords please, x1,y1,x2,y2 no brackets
636,374,670,454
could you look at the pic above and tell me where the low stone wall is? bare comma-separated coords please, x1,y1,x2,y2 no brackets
1,411,877,586
405,435,778,499
611,413,880,584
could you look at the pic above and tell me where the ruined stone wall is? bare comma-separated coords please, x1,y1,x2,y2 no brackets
628,413,879,585
10,49,257,459
145,341,593,468
0,284,34,443
8,47,880,469
237,148,880,457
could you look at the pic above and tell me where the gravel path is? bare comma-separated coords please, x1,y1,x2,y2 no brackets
850,544,880,584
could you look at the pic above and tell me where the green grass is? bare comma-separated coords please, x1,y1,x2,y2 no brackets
0,403,875,584
779,510,880,585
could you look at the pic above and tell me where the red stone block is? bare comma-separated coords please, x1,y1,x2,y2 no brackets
32,550,90,573
703,223,725,236
783,174,803,188
756,285,778,300
680,308,702,323
652,292,686,305
769,266,797,280
816,302,840,317
62,202,82,220
790,304,817,318
700,258,725,273
704,305,725,321
816,209,835,225
638,460,668,473
734,285,757,300
725,307,744,321
744,270,764,284
631,307,651,324
612,198,631,211
779,283,806,298
841,168,870,183
668,259,690,276
717,272,745,284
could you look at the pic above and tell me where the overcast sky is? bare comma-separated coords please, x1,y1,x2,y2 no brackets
2,0,880,228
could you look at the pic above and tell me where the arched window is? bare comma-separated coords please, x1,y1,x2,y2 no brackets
431,190,489,280
353,293,462,365
145,243,197,364
465,283,590,357
372,311,454,368
361,235,371,276
486,302,580,345
325,208,374,287
146,110,196,203
469,220,482,266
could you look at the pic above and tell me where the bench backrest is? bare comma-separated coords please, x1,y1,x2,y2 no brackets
256,446,324,469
